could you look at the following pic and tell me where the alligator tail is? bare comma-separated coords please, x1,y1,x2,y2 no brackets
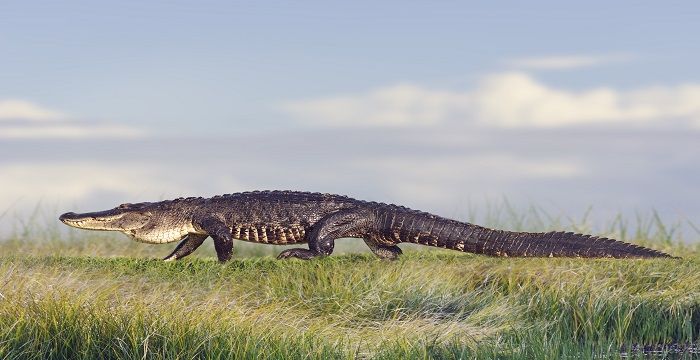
390,210,673,258
450,226,673,258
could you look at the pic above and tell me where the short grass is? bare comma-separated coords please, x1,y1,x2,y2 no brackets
0,206,698,359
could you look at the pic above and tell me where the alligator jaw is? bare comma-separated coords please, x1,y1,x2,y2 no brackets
59,209,140,231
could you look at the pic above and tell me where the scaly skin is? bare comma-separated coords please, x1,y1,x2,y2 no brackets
59,190,674,262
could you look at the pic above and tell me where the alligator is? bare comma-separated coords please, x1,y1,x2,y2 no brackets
59,190,673,262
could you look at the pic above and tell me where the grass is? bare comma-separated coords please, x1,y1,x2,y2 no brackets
0,205,698,359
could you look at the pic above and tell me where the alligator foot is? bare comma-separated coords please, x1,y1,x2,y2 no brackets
277,248,319,260
363,239,402,260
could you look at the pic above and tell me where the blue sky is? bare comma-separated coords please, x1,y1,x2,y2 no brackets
1,1,699,238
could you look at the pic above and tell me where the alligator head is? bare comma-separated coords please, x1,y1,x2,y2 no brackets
59,201,197,244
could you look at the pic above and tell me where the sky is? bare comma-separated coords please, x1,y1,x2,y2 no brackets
1,1,699,239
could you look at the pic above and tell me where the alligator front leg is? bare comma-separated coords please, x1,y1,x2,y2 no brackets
163,233,208,261
277,209,370,260
199,217,234,262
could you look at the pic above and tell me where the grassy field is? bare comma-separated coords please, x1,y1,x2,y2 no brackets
0,208,698,359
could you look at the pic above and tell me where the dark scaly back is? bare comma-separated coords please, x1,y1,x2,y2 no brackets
199,190,363,230
376,206,672,258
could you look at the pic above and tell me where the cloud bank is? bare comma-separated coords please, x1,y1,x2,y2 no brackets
0,99,144,139
282,72,700,129
0,127,697,238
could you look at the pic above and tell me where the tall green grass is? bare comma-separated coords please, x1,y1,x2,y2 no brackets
0,205,698,359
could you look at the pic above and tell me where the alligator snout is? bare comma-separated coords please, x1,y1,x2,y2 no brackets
59,212,78,223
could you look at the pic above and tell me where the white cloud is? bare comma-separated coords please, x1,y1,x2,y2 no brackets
281,72,700,129
503,54,633,70
281,84,471,127
472,72,700,128
0,99,66,121
0,98,145,139
0,124,144,139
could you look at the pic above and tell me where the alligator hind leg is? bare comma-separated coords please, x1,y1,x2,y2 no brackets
363,238,402,260
277,209,370,260
163,233,207,261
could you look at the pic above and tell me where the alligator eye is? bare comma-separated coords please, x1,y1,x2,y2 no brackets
118,203,132,209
